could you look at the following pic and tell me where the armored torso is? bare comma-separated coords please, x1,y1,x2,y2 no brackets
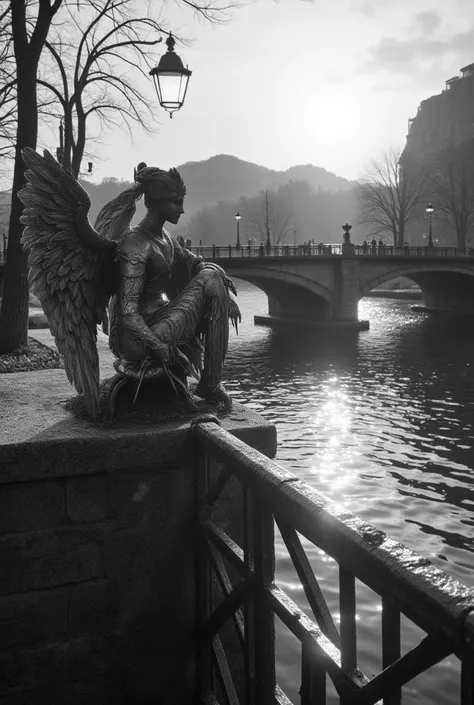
110,227,202,360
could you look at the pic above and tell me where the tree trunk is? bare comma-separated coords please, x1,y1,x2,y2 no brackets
398,224,405,247
0,0,61,353
457,228,467,250
0,63,37,352
72,102,86,179
62,109,74,173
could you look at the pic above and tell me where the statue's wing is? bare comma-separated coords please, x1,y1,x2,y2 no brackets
19,148,117,420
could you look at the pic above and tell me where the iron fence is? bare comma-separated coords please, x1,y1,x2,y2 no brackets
192,418,474,705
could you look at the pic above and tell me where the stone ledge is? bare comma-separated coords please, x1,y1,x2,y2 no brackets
0,395,276,483
1,328,277,481
0,330,276,483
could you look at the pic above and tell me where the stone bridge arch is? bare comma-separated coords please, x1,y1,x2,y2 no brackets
224,266,334,320
359,262,474,314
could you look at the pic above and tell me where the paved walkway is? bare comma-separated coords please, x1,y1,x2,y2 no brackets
30,327,116,378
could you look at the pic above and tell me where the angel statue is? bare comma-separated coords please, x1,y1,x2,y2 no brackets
19,148,241,420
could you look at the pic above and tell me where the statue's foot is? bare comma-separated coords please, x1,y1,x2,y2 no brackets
194,382,233,412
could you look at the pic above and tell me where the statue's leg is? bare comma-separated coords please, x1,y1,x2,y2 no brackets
149,269,232,408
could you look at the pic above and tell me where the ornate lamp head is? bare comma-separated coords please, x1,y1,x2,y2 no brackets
149,34,192,118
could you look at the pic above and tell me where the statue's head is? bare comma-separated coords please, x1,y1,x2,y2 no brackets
134,162,186,224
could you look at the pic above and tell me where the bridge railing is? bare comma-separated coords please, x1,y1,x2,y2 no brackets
193,418,474,705
188,244,474,259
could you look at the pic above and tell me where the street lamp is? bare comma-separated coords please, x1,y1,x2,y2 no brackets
234,212,242,249
149,33,192,118
426,202,434,247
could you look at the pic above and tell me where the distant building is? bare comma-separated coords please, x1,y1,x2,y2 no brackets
401,62,474,168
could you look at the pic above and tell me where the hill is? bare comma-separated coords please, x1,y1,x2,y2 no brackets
0,154,356,234
175,155,355,220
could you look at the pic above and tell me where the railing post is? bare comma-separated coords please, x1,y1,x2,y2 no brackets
339,567,357,674
382,599,401,705
243,489,256,705
253,499,275,704
195,449,215,701
301,643,326,705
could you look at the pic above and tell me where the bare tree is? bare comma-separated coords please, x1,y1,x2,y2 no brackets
357,147,425,247
0,0,239,353
426,140,474,249
250,190,294,245
0,0,63,354
37,1,165,178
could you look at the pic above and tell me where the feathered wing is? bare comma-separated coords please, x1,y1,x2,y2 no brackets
19,148,117,420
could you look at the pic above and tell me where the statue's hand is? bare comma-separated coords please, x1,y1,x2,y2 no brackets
150,338,170,366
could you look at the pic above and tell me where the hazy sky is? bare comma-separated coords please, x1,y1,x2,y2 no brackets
37,0,474,182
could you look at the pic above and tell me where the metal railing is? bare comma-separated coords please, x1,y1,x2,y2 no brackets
192,418,474,705
188,244,474,260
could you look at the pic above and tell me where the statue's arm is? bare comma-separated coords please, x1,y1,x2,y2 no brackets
118,233,169,359
172,238,229,281
169,233,238,298
172,238,204,277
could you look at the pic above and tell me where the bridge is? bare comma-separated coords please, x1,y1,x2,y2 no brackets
2,245,474,328
193,243,474,329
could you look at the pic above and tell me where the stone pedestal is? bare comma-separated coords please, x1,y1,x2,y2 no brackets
0,369,277,704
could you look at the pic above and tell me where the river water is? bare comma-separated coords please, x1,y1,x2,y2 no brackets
222,280,474,704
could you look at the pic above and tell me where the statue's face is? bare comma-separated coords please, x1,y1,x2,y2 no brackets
148,196,185,225
144,176,186,225
161,197,185,225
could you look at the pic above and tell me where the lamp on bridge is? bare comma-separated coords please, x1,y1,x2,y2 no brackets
149,33,192,118
425,202,434,247
234,212,242,250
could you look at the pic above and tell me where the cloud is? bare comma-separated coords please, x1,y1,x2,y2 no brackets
411,11,441,34
358,2,375,17
361,23,474,75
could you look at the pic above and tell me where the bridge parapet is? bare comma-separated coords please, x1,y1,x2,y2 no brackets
189,244,474,261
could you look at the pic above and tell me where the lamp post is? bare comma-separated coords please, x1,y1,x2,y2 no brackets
234,212,242,249
149,33,192,118
426,202,434,247
265,190,271,251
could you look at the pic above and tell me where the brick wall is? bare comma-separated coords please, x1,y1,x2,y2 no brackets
0,465,196,705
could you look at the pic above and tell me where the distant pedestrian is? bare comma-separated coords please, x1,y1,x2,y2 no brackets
362,240,368,254
378,238,385,254
318,242,324,255
371,238,377,255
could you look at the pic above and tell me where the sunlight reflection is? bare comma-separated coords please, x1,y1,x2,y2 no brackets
308,374,358,494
